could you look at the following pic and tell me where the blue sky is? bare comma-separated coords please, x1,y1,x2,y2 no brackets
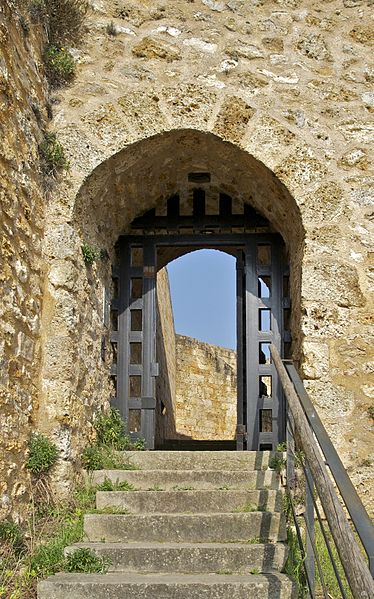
167,249,237,350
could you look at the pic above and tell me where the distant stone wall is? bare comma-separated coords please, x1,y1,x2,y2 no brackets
174,336,237,441
0,1,48,519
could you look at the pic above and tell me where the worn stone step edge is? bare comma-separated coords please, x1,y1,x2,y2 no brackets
38,572,297,599
89,469,281,490
64,541,288,573
119,451,280,471
96,489,284,513
83,512,286,543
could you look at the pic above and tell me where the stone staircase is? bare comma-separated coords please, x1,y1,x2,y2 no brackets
38,451,297,598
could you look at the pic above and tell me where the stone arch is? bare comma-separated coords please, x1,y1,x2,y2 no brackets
39,124,365,486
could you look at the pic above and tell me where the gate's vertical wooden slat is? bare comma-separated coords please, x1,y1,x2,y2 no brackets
141,240,156,449
244,239,259,450
271,237,283,446
117,239,131,427
236,252,245,451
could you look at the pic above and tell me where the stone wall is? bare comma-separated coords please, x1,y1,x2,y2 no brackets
1,0,373,516
38,0,372,509
175,336,237,441
0,1,48,519
155,268,178,444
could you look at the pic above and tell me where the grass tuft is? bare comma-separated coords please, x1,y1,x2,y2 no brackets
64,548,110,573
39,132,69,175
97,478,135,492
44,45,75,87
26,433,59,476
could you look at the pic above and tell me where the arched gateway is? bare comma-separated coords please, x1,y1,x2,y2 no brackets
70,129,304,455
110,188,291,451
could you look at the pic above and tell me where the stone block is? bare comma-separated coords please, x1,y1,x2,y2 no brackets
213,96,255,143
274,145,328,193
302,261,365,308
132,36,181,61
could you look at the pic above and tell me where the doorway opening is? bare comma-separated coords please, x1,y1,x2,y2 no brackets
157,249,237,449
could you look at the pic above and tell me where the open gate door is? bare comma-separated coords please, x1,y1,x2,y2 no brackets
243,236,287,450
114,238,158,449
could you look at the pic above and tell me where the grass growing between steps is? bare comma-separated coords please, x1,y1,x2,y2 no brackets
234,504,266,513
284,519,354,599
0,483,113,599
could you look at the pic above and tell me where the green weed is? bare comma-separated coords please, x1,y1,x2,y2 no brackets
0,482,102,597
276,442,287,452
314,522,352,599
64,547,110,573
106,21,117,36
94,408,144,450
26,433,59,476
39,132,69,175
0,521,25,557
81,243,101,266
82,408,145,471
269,454,286,474
283,526,307,598
81,446,137,471
97,478,135,492
234,504,266,513
44,45,75,87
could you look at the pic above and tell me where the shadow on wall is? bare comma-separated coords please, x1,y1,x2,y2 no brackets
155,268,191,446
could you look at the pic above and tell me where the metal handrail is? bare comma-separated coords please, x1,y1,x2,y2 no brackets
270,345,374,599
284,361,374,575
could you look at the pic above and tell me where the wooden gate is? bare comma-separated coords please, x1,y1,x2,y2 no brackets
110,194,290,450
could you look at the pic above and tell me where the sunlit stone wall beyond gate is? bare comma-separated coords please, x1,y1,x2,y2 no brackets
175,336,237,441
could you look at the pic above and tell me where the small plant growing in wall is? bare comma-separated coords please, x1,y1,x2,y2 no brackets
29,0,88,87
81,243,101,266
367,405,374,420
26,433,59,476
44,45,76,87
106,21,117,36
39,132,69,175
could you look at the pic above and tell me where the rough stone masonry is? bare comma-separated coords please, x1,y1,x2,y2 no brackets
0,0,373,520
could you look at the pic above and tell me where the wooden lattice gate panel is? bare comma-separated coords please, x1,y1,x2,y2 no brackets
111,238,157,449
244,236,289,450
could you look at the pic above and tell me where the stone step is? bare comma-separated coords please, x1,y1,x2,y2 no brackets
90,469,281,490
38,572,297,599
84,512,286,543
96,489,284,513
158,440,237,451
120,450,277,471
65,541,288,573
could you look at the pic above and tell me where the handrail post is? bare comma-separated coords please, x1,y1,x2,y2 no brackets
304,464,315,598
286,406,296,490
